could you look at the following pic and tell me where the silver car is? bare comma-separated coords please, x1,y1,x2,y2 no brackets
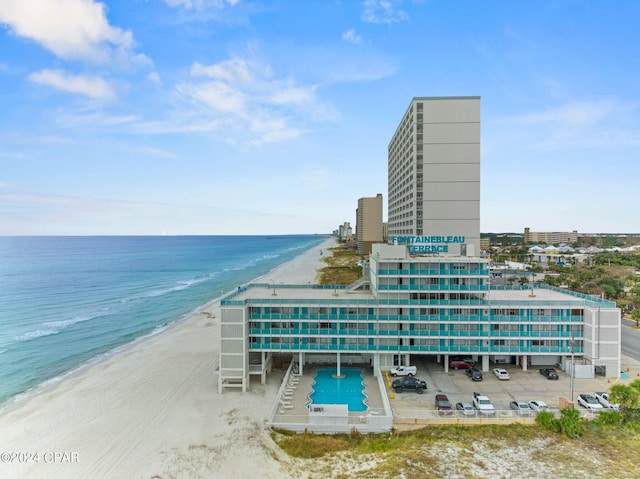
456,401,475,416
510,400,532,416
528,400,549,412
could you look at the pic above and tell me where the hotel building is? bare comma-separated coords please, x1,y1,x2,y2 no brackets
388,97,480,255
356,194,384,255
218,96,621,394
524,228,579,245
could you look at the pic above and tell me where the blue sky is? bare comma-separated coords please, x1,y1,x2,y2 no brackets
1,0,638,235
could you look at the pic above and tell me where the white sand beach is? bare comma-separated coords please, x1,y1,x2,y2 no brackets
0,236,337,479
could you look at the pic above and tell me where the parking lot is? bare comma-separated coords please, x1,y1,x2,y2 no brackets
387,354,640,425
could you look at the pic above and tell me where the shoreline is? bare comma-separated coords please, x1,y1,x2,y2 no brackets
0,235,332,414
0,236,337,479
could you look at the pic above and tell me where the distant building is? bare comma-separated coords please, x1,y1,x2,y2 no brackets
387,96,480,256
524,228,578,245
480,237,491,251
356,194,383,254
336,222,352,241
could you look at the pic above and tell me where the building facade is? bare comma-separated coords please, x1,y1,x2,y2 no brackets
336,222,352,241
218,96,620,395
219,243,620,393
387,97,480,256
356,194,383,255
524,228,579,245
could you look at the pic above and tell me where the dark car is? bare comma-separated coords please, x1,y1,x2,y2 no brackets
392,376,427,394
539,368,559,380
449,358,474,370
435,394,453,415
466,367,483,381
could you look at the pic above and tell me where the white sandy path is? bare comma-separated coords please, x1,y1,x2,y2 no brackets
0,236,338,479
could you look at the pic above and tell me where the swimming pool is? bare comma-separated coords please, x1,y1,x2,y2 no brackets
308,368,367,412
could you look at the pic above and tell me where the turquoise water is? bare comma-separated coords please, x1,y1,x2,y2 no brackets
0,235,327,406
309,368,367,412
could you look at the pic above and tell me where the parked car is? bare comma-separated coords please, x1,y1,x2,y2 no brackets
528,400,549,412
449,358,474,370
392,376,427,394
539,368,559,380
456,402,476,416
577,394,604,411
466,367,483,381
493,368,510,380
389,365,417,377
510,400,532,416
435,394,453,415
594,392,620,411
472,392,495,416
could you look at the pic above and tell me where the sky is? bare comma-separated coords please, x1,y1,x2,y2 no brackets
0,0,638,236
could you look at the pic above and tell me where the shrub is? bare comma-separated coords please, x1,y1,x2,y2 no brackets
594,410,623,426
535,410,557,432
557,408,584,438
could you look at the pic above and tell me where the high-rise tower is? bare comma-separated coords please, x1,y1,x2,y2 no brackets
387,97,480,255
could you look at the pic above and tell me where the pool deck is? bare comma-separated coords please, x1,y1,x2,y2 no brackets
275,365,385,418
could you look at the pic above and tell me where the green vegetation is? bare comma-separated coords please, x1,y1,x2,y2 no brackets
317,246,364,285
608,380,640,421
535,407,584,437
272,418,640,478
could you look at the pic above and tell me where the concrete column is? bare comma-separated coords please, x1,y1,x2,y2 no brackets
337,351,341,377
522,356,528,371
444,354,450,373
404,353,411,366
299,351,304,375
373,353,380,376
482,355,489,372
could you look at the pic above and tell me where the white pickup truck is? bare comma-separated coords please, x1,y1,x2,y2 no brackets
473,392,496,416
594,391,620,411
389,365,417,377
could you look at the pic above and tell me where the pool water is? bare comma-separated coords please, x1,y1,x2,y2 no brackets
309,368,367,412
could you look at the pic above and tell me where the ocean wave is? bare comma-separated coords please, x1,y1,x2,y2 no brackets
13,328,60,342
119,274,215,304
225,253,283,273
143,277,209,298
13,312,107,343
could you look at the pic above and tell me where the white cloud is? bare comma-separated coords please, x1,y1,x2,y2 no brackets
163,0,240,10
176,56,319,144
342,29,361,44
0,0,138,63
28,69,116,100
361,0,409,24
147,72,162,84
136,146,177,159
518,100,625,127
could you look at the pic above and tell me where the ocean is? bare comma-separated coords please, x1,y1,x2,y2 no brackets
0,235,327,407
